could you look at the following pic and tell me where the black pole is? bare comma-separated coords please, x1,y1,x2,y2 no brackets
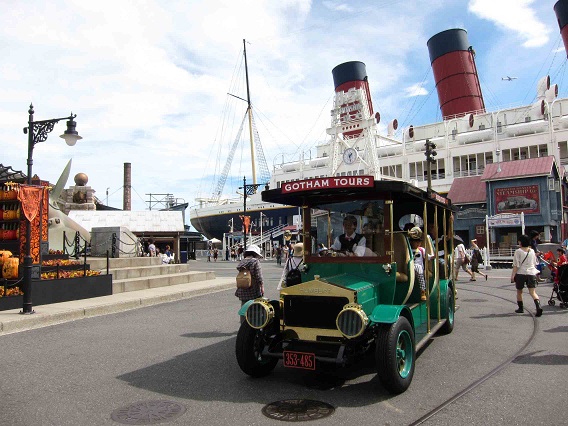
20,104,79,314
22,105,35,314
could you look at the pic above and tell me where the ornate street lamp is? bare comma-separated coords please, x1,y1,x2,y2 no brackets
21,104,82,314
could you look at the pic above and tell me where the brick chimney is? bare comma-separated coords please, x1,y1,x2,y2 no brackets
123,162,131,211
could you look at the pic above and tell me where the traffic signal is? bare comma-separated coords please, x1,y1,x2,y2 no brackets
425,139,437,164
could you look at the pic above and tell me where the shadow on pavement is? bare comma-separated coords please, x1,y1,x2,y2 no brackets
513,350,568,365
117,336,396,406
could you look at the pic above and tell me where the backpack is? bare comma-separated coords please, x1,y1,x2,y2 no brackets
236,268,252,289
285,259,303,287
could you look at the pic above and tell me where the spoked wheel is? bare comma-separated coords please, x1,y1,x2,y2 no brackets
548,299,555,306
376,317,415,394
235,321,278,377
441,287,455,334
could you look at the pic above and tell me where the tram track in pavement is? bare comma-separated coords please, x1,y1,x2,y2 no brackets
408,284,539,426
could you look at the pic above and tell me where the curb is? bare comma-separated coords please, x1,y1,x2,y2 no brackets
0,279,235,336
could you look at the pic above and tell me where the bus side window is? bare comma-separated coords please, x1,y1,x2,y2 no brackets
362,218,384,256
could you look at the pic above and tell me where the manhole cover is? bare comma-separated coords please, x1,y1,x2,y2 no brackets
462,298,488,303
111,400,186,425
262,399,335,422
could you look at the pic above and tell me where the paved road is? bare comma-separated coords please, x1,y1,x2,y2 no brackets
0,258,566,425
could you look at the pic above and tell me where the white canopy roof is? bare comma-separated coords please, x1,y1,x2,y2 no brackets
68,210,184,233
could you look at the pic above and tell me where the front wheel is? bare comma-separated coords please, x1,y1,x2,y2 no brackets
375,317,415,394
235,321,278,377
441,287,455,334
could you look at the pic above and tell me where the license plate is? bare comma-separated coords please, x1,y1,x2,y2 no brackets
283,350,316,370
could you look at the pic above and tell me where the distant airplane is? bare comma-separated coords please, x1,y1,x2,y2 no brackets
502,76,517,81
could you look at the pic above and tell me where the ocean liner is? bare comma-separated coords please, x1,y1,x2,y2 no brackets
190,2,568,242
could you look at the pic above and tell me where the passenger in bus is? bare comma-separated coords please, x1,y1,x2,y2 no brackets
409,227,433,301
330,215,366,256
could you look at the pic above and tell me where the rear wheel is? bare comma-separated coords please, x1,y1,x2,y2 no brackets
236,321,278,377
375,317,415,394
441,287,455,334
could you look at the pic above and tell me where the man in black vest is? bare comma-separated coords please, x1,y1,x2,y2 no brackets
330,215,366,256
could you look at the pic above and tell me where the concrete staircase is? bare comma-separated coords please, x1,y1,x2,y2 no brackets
86,257,215,294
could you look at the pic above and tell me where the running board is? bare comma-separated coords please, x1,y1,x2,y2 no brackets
415,320,446,352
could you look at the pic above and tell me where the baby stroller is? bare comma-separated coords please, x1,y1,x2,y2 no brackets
541,251,556,281
548,263,568,308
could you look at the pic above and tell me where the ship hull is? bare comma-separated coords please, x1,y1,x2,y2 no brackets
190,203,298,240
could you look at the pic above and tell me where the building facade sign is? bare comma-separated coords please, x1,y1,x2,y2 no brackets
494,185,539,214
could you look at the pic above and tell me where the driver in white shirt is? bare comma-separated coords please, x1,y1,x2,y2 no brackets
330,215,367,256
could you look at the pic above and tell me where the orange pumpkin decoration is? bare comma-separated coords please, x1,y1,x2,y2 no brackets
3,190,17,200
0,250,12,266
3,209,18,220
2,257,19,279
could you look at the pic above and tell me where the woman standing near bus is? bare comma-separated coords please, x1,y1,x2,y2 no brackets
511,234,543,317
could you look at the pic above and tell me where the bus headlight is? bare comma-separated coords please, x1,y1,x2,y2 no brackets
246,299,275,329
336,304,368,338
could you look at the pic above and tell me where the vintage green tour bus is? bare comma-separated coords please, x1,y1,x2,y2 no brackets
236,176,456,393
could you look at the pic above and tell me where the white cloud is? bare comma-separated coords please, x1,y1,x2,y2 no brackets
468,0,550,47
404,84,429,97
322,1,353,13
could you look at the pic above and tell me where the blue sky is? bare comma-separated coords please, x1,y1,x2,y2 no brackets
0,0,565,216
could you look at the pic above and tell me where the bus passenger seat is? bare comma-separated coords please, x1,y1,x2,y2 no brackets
393,233,410,283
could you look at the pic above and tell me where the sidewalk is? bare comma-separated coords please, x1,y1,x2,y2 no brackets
0,277,234,336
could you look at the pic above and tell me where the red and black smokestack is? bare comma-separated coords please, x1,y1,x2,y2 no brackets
427,28,485,119
332,61,374,137
555,0,568,57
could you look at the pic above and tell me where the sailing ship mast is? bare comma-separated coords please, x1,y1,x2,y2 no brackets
243,39,257,185
204,40,270,206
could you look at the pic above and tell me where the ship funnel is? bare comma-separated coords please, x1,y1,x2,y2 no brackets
555,0,568,57
332,61,374,137
427,28,485,119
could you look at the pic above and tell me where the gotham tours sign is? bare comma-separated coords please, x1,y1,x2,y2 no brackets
281,176,374,194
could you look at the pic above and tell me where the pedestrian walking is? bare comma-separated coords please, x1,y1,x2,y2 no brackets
530,230,545,282
213,248,218,262
276,245,283,266
511,234,543,317
235,244,264,323
470,239,488,281
277,243,304,290
453,239,475,281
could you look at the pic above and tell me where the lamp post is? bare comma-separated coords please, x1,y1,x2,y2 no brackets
239,176,268,250
21,104,82,314
495,148,502,172
260,211,267,256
